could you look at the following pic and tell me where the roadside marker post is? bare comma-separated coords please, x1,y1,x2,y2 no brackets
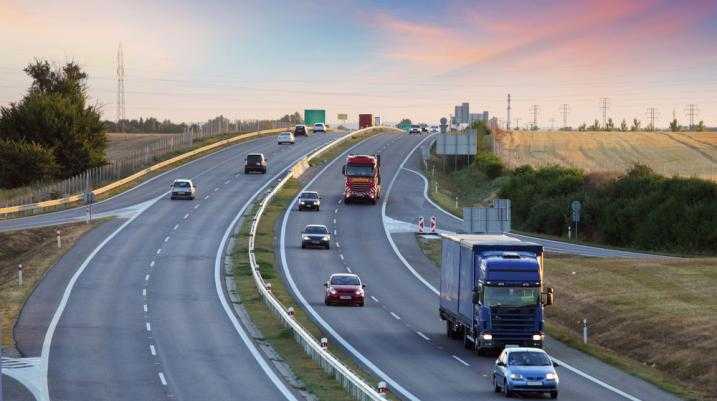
57,229,62,248
18,264,23,287
430,216,437,233
582,319,588,344
417,217,424,233
377,381,389,396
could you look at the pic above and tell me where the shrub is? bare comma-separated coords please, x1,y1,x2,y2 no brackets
474,152,505,179
0,139,58,188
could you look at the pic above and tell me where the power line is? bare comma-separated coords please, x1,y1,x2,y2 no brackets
560,103,570,128
684,103,699,128
529,105,540,129
116,43,126,131
646,107,659,131
599,97,609,128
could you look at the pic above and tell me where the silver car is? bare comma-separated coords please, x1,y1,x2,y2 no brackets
170,179,196,200
277,132,295,144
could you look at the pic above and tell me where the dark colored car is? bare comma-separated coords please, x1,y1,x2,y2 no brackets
298,191,321,211
294,125,308,136
324,273,365,306
244,153,267,174
300,224,330,249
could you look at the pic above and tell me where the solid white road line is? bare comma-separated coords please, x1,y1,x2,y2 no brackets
370,296,379,303
452,355,470,367
552,358,643,401
416,331,430,341
390,312,401,320
150,344,156,356
158,372,167,386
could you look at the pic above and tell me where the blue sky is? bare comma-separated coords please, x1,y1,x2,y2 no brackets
1,0,716,127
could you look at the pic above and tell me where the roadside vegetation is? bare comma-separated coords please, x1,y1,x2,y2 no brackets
414,238,716,401
0,222,99,349
231,131,395,400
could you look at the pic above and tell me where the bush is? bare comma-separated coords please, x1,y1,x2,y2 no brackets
0,139,58,188
474,152,504,179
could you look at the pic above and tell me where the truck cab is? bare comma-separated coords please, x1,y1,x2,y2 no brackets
341,154,381,204
439,235,554,353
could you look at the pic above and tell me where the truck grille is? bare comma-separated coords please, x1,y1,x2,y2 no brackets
490,306,536,342
350,183,371,192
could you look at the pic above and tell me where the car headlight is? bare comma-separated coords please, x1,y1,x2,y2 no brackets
316,200,320,205
329,288,337,295
509,373,524,380
533,334,544,341
545,373,557,381
482,333,493,340
300,201,305,204
355,289,364,296
322,235,330,241
302,236,310,240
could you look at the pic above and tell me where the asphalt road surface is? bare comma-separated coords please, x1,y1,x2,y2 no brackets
7,132,342,401
280,132,683,401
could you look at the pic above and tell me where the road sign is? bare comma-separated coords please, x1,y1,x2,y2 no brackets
571,200,581,223
84,191,96,205
337,113,347,121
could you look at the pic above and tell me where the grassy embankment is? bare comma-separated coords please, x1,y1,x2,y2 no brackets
231,130,395,400
415,238,716,401
0,222,99,349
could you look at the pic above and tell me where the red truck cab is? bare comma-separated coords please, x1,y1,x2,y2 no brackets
342,154,381,204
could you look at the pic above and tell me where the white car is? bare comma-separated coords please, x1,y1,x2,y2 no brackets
170,179,196,200
277,132,295,145
312,123,326,133
409,125,421,134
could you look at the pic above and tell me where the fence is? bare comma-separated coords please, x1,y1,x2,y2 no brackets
0,120,293,212
247,127,393,401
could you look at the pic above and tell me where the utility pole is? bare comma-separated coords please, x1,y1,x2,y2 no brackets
560,104,570,129
646,107,658,131
684,104,698,129
529,105,540,130
599,98,609,129
116,43,126,134
506,94,512,131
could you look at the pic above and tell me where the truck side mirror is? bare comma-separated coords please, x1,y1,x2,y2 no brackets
543,287,554,306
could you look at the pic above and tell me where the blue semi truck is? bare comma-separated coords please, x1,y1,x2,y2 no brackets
439,234,554,353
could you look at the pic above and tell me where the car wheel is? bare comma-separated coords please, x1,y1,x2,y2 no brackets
359,301,364,307
316,206,320,211
325,243,330,250
301,243,306,249
504,380,512,398
550,391,558,399
324,298,330,306
493,375,501,393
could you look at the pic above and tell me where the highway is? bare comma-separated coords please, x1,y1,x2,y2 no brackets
7,132,343,401
279,132,683,401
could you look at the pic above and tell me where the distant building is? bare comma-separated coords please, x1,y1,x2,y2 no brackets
453,102,490,126
489,117,499,131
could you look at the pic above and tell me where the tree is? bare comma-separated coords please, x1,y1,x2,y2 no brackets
588,119,600,131
630,118,641,131
606,118,615,131
696,120,705,132
0,139,58,188
669,118,680,132
398,118,412,126
0,60,106,179
620,119,628,132
578,123,587,132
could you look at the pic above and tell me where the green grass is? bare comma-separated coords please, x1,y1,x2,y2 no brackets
414,235,714,401
308,128,384,168
231,129,398,400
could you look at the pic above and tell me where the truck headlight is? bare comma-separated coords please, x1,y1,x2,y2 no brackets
509,373,523,380
545,373,557,381
482,334,493,340
533,334,544,341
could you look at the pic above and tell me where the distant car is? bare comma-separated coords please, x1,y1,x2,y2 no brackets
493,347,560,399
294,125,308,136
300,224,330,249
324,273,365,306
421,125,428,133
312,123,327,133
298,191,321,211
277,132,295,145
244,153,267,174
170,179,196,200
430,126,439,133
409,125,421,134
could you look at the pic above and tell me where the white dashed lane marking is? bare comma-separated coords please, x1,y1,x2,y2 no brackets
417,331,430,341
183,214,189,219
452,355,470,367
150,261,155,268
146,322,152,332
204,195,210,200
370,296,379,303
390,312,401,320
173,224,179,230
143,304,148,313
158,372,167,386
194,204,199,209
145,274,150,281
150,344,156,356
346,266,352,273
142,289,147,297
156,248,162,255
339,254,344,261
164,236,170,243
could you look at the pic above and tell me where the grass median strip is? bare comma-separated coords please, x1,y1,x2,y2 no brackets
414,238,715,401
0,221,101,349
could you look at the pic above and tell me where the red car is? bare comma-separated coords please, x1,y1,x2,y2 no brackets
324,273,365,307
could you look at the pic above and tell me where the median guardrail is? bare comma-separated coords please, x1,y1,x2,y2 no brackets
247,127,398,400
0,128,284,216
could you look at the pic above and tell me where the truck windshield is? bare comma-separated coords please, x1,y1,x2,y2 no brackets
484,287,539,307
345,165,374,177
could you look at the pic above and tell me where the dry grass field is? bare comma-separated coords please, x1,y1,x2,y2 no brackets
106,132,183,161
495,131,717,181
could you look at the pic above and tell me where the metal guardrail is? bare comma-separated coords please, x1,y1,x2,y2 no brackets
0,128,284,216
247,127,394,401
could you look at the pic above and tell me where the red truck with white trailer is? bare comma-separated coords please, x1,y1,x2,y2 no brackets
359,114,373,129
342,154,381,204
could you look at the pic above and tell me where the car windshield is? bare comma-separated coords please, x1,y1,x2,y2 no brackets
331,276,360,286
173,181,190,188
345,165,374,177
247,155,262,163
314,124,323,127
300,192,318,199
304,226,327,234
508,352,552,366
483,286,539,307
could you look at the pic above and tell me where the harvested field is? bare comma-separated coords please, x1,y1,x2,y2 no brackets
106,132,183,161
495,131,717,181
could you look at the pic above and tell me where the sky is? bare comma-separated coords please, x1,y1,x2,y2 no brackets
1,0,716,128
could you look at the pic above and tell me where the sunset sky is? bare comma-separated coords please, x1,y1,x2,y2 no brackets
1,0,716,127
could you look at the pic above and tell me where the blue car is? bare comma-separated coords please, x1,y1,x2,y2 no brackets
492,347,560,398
